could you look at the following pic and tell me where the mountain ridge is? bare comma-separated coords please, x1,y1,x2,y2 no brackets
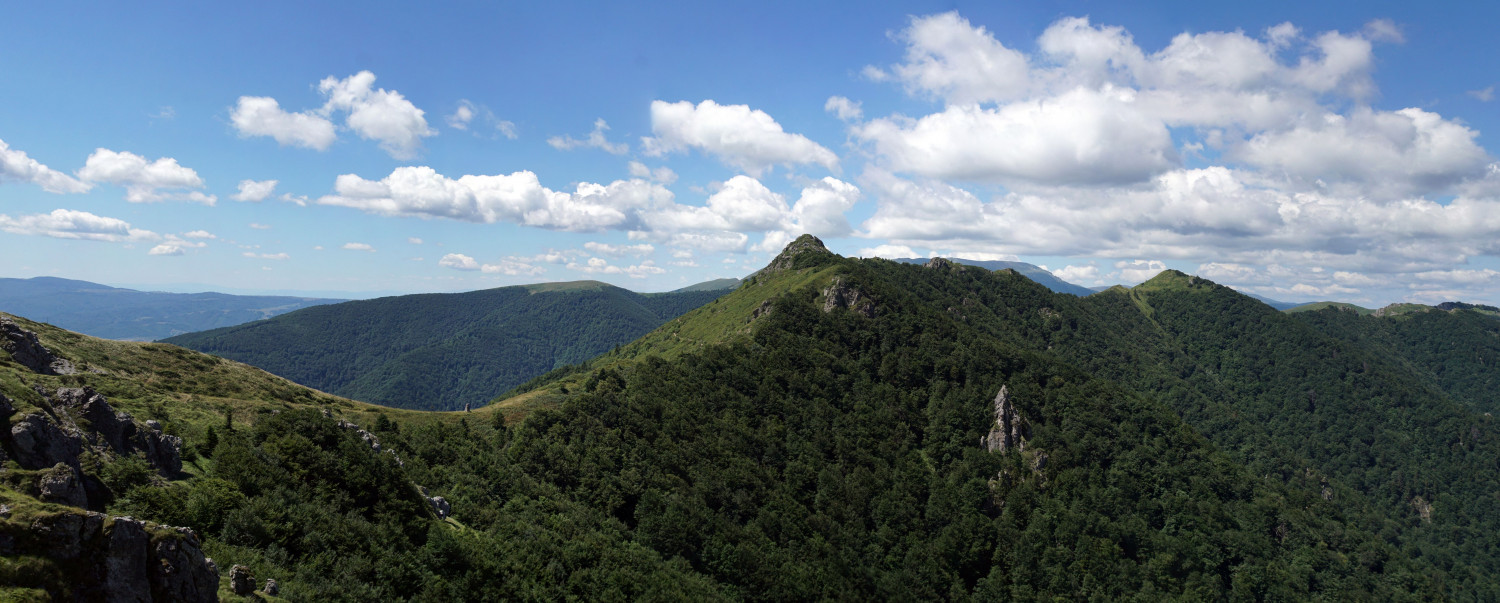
163,280,732,410
0,276,343,341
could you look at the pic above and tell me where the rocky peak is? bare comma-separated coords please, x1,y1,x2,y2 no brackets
0,317,75,375
765,234,833,274
923,257,957,271
981,385,1029,454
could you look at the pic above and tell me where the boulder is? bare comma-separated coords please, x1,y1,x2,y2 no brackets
0,317,75,375
229,564,255,595
10,412,84,470
264,578,280,596
430,495,452,519
38,462,88,508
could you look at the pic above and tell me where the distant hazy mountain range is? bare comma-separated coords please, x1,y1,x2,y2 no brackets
163,280,736,411
0,277,343,341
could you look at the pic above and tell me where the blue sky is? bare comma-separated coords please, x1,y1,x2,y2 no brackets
3,1,1498,305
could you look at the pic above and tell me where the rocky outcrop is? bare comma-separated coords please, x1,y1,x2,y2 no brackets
10,411,84,470
0,511,217,602
230,564,255,595
6,388,182,478
338,418,383,452
924,257,964,272
2,388,183,512
150,528,219,601
39,462,88,508
765,234,833,274
1411,496,1433,523
821,277,876,319
0,317,76,375
105,517,151,602
751,299,774,321
420,486,452,519
981,386,1029,454
264,578,280,596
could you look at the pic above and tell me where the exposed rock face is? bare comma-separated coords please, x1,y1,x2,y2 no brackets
751,299,774,320
1411,496,1433,523
982,386,1029,454
5,511,215,601
821,277,876,319
19,387,184,478
0,317,76,375
230,564,255,595
765,234,833,274
150,529,218,601
39,462,88,508
420,485,452,519
264,578,280,596
10,412,84,470
430,495,452,519
105,517,151,603
924,257,957,271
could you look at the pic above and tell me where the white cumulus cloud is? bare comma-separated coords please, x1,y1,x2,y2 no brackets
642,100,838,176
232,71,435,159
230,97,338,150
342,242,375,252
824,96,863,121
0,139,91,194
231,179,279,202
0,209,158,242
317,166,674,232
77,149,216,204
318,71,436,159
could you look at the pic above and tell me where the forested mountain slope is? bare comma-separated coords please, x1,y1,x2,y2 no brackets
163,282,728,411
1291,304,1500,414
0,276,340,341
890,257,1096,296
9,236,1500,599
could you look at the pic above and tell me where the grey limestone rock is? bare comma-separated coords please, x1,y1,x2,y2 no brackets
150,531,218,602
821,276,877,318
264,578,280,595
38,462,88,508
10,412,84,471
229,564,255,595
981,385,1029,455
50,387,181,476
